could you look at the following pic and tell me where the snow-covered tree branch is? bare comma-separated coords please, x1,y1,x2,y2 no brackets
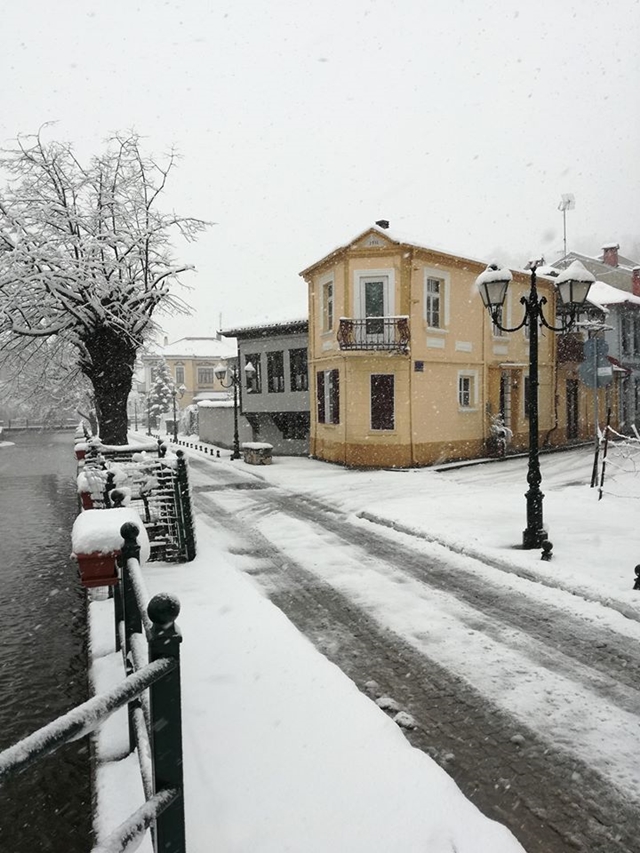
0,129,208,443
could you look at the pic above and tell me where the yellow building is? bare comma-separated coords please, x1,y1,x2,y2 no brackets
301,224,565,468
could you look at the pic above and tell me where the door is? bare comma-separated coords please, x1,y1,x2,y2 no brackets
360,277,388,341
566,378,579,440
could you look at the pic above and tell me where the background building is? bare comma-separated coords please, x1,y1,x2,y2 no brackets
198,319,310,455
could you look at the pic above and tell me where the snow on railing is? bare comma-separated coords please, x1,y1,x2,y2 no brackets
0,524,186,853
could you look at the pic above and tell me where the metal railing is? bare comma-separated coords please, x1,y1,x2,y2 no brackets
80,442,196,563
0,523,186,853
337,316,410,352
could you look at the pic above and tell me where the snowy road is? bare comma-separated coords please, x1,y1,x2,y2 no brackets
188,453,640,853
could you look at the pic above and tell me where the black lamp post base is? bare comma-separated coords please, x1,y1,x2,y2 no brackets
230,451,241,460
522,526,548,550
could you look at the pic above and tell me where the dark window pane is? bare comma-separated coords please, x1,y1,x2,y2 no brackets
267,351,284,393
317,370,325,423
371,374,394,430
329,369,340,424
289,348,308,392
245,353,262,393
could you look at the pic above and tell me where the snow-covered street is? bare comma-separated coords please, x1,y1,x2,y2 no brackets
97,439,640,853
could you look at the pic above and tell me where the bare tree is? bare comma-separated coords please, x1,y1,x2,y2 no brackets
0,331,93,427
0,129,207,443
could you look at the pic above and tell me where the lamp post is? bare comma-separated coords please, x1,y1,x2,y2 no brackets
171,384,187,442
214,361,255,460
475,259,595,550
139,392,151,436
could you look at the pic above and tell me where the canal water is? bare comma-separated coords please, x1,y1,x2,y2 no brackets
0,431,91,852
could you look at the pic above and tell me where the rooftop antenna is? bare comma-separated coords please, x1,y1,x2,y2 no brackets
557,194,575,257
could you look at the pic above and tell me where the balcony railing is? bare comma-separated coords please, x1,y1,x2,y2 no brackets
337,316,410,352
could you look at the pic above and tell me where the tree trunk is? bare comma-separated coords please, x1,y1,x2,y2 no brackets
81,325,137,445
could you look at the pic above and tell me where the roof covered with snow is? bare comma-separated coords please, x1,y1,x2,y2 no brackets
587,280,640,310
299,224,494,277
220,317,308,339
553,250,640,293
144,336,237,360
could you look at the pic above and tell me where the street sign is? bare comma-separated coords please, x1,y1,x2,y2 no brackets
579,338,613,387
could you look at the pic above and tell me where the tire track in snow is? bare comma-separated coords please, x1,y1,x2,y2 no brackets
190,474,640,853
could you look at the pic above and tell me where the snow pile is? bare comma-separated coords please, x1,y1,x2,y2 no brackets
72,508,150,563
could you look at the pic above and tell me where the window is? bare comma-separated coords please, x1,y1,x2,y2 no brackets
426,277,442,328
245,353,262,393
492,305,506,337
267,351,285,393
289,348,308,391
423,268,449,329
175,365,185,385
322,280,334,332
622,316,632,355
317,369,339,424
356,269,394,331
621,376,629,424
634,317,640,356
371,374,395,430
458,372,477,409
363,278,386,335
198,367,214,385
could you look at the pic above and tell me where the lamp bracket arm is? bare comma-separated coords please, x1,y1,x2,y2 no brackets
538,306,577,333
490,306,527,333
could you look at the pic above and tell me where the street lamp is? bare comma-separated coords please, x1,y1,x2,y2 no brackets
475,259,595,550
214,361,255,460
171,383,187,442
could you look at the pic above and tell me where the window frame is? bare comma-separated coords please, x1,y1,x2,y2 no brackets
321,276,334,333
244,353,262,394
316,369,339,424
370,373,395,431
266,350,285,393
457,370,478,410
174,365,185,386
423,267,450,331
354,268,395,320
197,367,214,386
289,347,308,392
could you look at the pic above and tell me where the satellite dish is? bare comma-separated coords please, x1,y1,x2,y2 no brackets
558,193,576,211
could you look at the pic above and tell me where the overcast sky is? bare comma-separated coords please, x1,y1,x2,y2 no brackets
2,0,639,340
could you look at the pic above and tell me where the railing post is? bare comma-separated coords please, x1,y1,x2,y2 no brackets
147,593,185,853
120,523,142,754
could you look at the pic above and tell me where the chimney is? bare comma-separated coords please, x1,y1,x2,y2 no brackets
633,267,640,298
602,242,619,267
375,219,390,229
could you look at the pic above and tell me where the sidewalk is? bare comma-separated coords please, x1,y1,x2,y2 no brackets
91,515,525,853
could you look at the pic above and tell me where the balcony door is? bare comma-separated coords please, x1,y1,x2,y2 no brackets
360,276,389,341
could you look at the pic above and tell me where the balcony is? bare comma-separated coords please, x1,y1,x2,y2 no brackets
337,316,410,353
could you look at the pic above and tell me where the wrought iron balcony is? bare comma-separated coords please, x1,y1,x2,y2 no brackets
337,316,410,352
